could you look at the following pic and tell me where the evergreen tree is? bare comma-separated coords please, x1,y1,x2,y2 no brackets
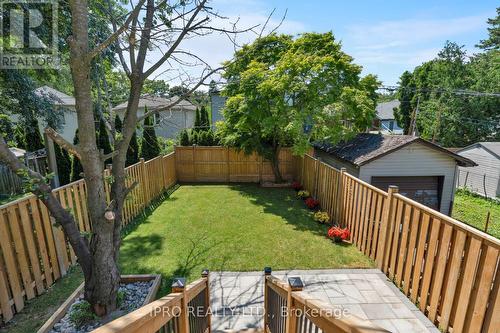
140,115,160,160
477,8,499,50
13,125,26,149
114,114,123,134
394,71,415,134
127,131,139,166
200,105,209,129
97,118,112,154
179,129,190,146
71,129,83,182
55,144,71,185
194,107,201,132
25,118,45,152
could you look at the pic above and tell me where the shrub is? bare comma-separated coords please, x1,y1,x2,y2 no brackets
327,226,350,242
179,129,191,146
297,190,310,199
117,290,126,308
305,197,319,209
313,211,329,224
69,300,98,327
291,181,303,191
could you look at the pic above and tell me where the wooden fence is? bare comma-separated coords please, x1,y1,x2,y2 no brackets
293,154,499,333
175,146,294,183
0,154,176,323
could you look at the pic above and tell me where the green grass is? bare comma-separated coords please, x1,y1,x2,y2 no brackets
2,184,373,332
452,189,500,239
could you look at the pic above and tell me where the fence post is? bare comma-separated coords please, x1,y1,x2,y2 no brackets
313,157,320,198
172,277,190,333
263,267,272,331
285,277,304,333
337,168,346,226
139,158,148,207
376,185,398,270
226,147,230,182
202,269,211,333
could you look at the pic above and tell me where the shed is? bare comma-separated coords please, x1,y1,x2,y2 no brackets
314,133,476,215
456,142,500,198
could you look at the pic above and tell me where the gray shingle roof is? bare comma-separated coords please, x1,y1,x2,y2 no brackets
34,86,75,106
458,142,500,160
376,100,400,120
314,133,476,167
112,95,196,112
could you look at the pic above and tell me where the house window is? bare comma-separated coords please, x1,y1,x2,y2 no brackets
153,113,161,125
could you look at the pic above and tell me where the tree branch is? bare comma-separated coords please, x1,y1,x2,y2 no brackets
87,0,146,60
44,127,81,158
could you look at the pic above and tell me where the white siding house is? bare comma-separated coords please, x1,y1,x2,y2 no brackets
456,142,500,198
314,134,476,215
113,96,197,139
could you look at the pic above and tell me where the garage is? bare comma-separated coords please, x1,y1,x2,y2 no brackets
371,176,443,211
314,133,476,215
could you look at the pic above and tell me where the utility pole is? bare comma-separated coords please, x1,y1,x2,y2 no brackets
410,95,420,136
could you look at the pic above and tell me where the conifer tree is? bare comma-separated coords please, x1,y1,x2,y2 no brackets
194,107,201,132
140,115,160,160
200,105,209,129
71,129,83,182
14,125,26,149
25,118,45,152
55,144,71,185
179,129,190,146
97,118,112,154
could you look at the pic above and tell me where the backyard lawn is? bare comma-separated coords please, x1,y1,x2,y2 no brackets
453,189,500,239
1,184,373,333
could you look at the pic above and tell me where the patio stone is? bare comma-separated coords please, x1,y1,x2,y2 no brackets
210,269,437,333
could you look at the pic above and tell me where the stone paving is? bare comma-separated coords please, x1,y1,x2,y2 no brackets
210,269,439,333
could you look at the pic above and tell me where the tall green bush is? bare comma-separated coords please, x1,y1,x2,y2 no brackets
97,118,112,154
55,144,71,185
140,114,160,160
71,129,83,182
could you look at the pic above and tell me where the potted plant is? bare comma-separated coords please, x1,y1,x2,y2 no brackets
313,211,330,224
327,226,350,243
305,197,320,210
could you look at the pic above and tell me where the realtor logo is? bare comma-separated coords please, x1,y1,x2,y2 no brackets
0,0,58,68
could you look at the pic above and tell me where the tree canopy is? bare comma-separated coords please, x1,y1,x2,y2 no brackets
220,32,378,181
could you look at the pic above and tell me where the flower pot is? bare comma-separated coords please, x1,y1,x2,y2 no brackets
38,274,161,333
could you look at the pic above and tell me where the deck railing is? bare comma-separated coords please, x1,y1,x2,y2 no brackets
264,269,389,333
92,270,211,333
293,154,500,333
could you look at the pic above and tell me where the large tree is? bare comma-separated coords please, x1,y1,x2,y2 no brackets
0,0,252,316
220,33,378,182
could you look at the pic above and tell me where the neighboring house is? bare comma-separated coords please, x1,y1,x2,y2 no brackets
210,89,226,126
456,142,500,198
11,86,78,142
314,133,476,215
372,100,404,135
113,95,197,139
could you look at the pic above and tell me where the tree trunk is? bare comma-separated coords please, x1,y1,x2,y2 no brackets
270,145,283,183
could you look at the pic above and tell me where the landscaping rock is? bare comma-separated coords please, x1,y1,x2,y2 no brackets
49,281,153,333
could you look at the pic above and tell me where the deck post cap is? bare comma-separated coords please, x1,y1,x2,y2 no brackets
288,277,304,291
172,277,186,291
264,267,272,275
201,269,209,277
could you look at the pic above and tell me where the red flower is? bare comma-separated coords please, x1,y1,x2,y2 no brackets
304,197,319,209
327,227,350,240
292,181,303,191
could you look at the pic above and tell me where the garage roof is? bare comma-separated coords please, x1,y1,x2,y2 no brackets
314,133,476,167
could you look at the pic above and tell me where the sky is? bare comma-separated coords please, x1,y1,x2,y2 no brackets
163,0,497,87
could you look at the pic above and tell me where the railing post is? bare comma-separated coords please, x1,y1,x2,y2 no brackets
202,269,211,333
172,277,190,333
337,168,346,226
139,158,148,206
376,185,398,270
286,277,304,333
264,267,272,331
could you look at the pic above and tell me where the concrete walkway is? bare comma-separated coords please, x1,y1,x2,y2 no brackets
210,269,439,333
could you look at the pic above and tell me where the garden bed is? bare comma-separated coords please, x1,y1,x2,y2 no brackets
37,275,161,333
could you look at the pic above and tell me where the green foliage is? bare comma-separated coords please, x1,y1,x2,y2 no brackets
24,119,45,152
69,301,98,328
70,129,83,182
453,189,500,238
200,106,209,129
158,137,175,155
477,8,499,50
179,129,191,146
143,79,170,97
97,119,112,155
394,71,415,134
54,144,71,185
396,40,500,146
140,113,160,160
221,32,377,166
116,290,126,308
194,108,201,132
127,131,140,166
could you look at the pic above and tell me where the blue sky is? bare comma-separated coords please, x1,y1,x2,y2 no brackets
176,0,497,86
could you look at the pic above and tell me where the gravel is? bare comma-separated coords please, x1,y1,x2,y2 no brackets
49,280,154,333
